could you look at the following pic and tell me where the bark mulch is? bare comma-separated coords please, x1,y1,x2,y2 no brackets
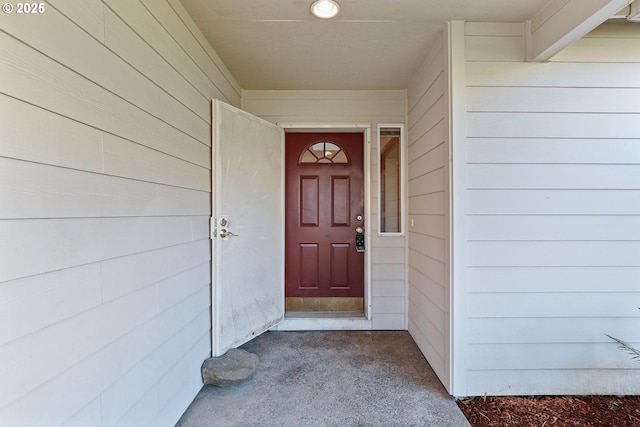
457,395,640,427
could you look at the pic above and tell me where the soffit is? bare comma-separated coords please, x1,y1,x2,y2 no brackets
181,0,551,90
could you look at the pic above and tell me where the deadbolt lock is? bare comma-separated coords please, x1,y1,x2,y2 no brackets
356,214,363,221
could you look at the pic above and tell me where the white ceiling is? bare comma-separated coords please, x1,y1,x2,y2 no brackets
181,0,551,90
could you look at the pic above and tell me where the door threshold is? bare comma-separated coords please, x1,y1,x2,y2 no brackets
273,314,372,331
285,311,365,319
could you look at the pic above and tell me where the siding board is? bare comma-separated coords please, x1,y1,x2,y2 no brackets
406,33,450,387
0,95,104,171
0,2,222,423
461,22,640,395
140,0,241,105
0,3,210,145
0,32,210,168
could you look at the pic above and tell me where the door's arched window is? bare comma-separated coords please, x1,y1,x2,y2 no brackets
299,141,350,164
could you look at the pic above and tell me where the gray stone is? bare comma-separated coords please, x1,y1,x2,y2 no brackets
201,348,259,386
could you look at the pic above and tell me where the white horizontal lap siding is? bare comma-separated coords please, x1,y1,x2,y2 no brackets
463,22,640,396
243,90,407,330
406,32,451,388
0,1,239,426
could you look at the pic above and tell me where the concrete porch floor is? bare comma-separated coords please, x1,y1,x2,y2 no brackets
176,331,471,427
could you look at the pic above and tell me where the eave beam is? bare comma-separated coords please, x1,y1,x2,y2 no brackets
526,0,631,62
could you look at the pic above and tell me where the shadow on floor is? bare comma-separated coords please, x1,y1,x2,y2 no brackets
176,331,471,427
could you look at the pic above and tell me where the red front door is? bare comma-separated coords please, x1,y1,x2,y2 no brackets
285,133,365,300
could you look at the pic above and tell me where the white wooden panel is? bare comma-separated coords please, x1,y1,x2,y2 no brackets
372,296,405,314
59,397,102,427
467,62,640,88
244,89,406,101
468,317,640,344
468,266,640,293
468,292,640,318
103,134,210,191
466,369,640,396
0,33,210,168
157,263,210,310
553,36,640,62
0,285,158,410
371,247,405,264
0,265,101,346
467,164,640,189
407,289,447,343
245,97,405,118
259,114,405,125
370,234,406,248
465,36,525,61
0,95,103,172
585,22,640,38
99,304,208,427
0,4,209,145
467,112,640,138
155,331,209,411
468,241,640,267
371,313,406,330
408,192,446,215
152,335,209,427
104,0,213,100
111,388,158,427
408,267,446,308
0,217,195,282
0,158,157,219
408,302,446,361
465,22,524,36
101,240,209,302
408,167,445,197
167,0,242,105
468,342,640,370
468,215,640,241
371,263,405,281
140,0,241,105
408,233,445,263
371,280,406,297
408,250,446,298
408,74,444,127
467,87,640,113
467,138,640,164
407,98,445,141
409,215,446,239
3,299,205,427
408,316,446,380
468,189,640,215
155,186,210,217
103,7,209,121
48,0,105,42
528,0,571,33
408,34,444,111
408,143,446,180
408,121,445,158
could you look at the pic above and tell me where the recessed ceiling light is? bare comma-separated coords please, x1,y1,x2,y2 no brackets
310,0,340,19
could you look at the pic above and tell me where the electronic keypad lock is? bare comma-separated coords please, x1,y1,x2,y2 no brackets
355,226,365,253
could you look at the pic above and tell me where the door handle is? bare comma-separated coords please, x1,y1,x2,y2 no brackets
355,227,365,253
217,229,238,239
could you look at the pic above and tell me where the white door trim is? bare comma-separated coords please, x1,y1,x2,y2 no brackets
274,122,373,331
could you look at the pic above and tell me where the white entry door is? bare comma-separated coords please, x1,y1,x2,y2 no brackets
211,100,285,357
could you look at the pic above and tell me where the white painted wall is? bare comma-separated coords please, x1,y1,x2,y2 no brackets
243,90,407,330
456,21,640,396
0,1,239,425
406,32,452,389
